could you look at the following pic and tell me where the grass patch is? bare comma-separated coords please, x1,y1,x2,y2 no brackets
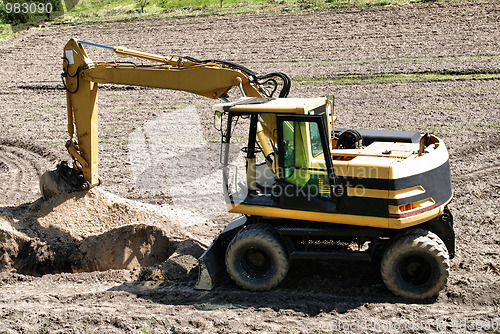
0,23,14,41
48,0,277,23
243,54,500,70
294,0,448,10
295,72,500,85
159,0,261,8
56,0,158,22
0,0,275,34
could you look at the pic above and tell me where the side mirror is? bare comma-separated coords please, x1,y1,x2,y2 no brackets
214,110,222,132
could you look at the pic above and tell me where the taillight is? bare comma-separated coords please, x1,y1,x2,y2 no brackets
399,203,415,212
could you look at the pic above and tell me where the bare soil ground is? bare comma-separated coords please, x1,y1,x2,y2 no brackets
0,0,499,332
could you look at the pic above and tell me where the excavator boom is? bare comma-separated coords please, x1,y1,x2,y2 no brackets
40,38,289,198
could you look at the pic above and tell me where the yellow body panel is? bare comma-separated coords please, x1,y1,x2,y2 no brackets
389,140,449,179
229,135,451,230
229,202,448,229
331,138,449,180
230,204,390,228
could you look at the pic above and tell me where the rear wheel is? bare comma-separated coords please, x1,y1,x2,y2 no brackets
225,224,289,291
380,228,449,299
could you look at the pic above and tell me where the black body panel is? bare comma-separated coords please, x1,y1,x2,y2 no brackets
345,160,452,218
276,180,337,213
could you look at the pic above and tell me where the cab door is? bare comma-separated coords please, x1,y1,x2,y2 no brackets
276,115,337,213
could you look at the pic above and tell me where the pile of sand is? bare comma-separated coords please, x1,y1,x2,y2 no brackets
0,188,211,277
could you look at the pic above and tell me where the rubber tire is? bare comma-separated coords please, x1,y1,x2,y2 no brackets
380,228,450,299
225,224,289,291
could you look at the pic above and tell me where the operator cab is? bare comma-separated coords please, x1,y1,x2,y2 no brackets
213,97,337,213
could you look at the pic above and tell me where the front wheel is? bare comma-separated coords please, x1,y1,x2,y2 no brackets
380,228,450,299
225,224,289,291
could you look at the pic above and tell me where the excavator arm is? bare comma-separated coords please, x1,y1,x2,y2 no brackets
41,38,289,198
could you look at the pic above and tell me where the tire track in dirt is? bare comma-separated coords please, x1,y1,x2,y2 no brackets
1,272,497,333
0,144,53,206
455,163,500,182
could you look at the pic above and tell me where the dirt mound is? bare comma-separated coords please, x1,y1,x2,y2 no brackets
0,188,208,276
77,224,172,272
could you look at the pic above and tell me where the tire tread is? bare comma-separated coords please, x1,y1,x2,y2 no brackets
380,228,450,299
225,223,289,291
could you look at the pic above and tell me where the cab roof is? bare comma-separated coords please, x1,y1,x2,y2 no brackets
214,97,328,115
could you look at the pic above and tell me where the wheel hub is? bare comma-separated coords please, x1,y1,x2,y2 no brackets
245,248,270,271
399,255,432,286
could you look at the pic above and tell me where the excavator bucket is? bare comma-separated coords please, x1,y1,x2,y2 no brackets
195,237,226,290
39,161,90,200
195,216,247,290
39,169,66,200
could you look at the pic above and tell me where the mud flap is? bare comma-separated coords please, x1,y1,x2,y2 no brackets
427,207,455,259
195,215,247,290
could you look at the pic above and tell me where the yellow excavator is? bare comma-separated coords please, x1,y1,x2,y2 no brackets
41,38,454,299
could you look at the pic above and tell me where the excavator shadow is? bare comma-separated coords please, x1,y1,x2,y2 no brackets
110,250,428,315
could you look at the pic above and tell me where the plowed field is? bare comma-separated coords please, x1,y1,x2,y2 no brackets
0,0,499,332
